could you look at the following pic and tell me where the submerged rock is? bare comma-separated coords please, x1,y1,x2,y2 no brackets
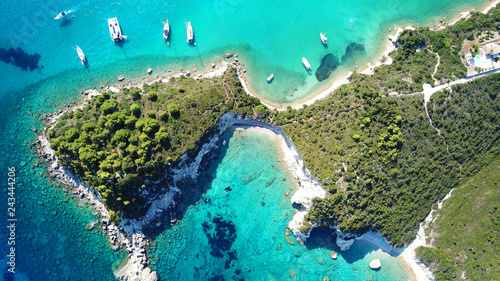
329,250,337,259
290,268,296,278
315,54,339,82
317,256,324,264
0,47,41,71
341,42,366,64
294,250,301,258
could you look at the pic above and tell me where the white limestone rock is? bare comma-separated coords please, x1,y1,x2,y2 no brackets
369,259,381,270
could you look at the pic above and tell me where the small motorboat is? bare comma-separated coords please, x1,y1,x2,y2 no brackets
108,17,127,41
320,33,328,44
76,45,86,65
163,19,170,44
186,21,194,43
302,57,312,73
267,73,274,83
55,10,71,20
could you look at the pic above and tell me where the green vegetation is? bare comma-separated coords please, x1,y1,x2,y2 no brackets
275,7,500,246
416,7,500,83
416,157,500,280
46,7,500,261
278,73,499,247
48,68,268,222
361,6,500,94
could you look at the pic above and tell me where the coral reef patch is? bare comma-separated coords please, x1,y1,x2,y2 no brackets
0,47,41,71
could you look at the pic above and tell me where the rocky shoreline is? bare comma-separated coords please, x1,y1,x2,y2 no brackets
33,57,281,280
34,62,240,280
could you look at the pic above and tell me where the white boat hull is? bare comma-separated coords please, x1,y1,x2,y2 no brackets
108,17,124,41
55,10,71,20
320,33,328,44
186,21,194,43
76,46,86,65
163,20,170,43
267,73,274,82
302,57,312,73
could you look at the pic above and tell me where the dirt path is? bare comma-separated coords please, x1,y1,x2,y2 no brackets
428,50,441,85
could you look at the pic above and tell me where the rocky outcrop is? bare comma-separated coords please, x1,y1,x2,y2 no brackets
329,250,337,259
332,226,357,251
114,234,158,281
369,259,381,270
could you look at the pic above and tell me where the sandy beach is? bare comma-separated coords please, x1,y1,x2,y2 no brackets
228,122,328,241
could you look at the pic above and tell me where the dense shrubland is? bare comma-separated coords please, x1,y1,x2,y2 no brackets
48,68,268,222
46,6,500,259
416,157,500,281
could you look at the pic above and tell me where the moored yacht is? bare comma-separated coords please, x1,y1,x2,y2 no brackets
55,10,71,20
108,17,126,41
186,21,194,43
302,57,312,73
267,73,274,83
76,45,86,65
163,19,170,44
320,33,328,44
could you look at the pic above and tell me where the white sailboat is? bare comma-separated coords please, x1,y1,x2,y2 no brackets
267,73,274,83
163,19,170,44
55,10,72,20
186,21,194,43
302,57,312,73
320,33,328,44
76,45,86,65
108,17,127,41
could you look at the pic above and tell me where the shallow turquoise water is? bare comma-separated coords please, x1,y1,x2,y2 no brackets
0,0,489,105
0,0,492,279
151,128,413,281
0,84,126,280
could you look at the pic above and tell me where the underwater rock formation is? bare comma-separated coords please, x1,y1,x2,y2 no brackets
202,216,237,258
341,42,365,64
0,47,41,71
315,53,340,82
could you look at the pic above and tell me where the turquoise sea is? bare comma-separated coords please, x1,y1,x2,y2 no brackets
0,0,490,106
150,128,413,281
0,0,492,280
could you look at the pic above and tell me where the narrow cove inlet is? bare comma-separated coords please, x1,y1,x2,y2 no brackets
150,127,414,281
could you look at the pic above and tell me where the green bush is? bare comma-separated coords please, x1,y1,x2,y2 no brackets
74,110,83,119
158,111,169,121
130,88,141,100
168,103,180,118
147,110,156,118
147,91,158,101
101,100,118,115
